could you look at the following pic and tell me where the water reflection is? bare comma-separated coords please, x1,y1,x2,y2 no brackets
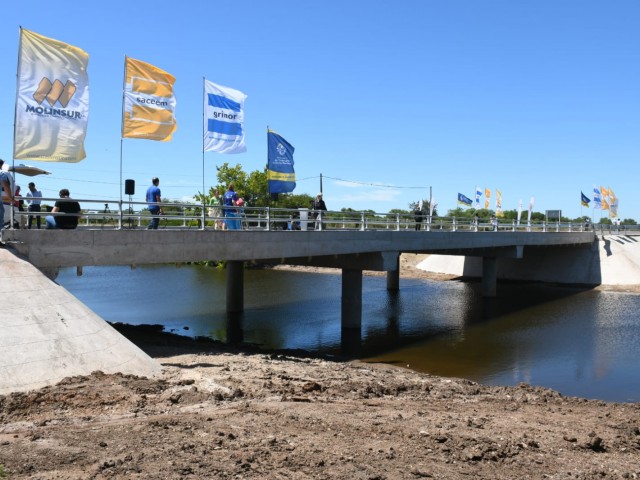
56,265,640,402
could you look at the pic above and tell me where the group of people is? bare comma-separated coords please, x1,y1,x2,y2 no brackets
0,158,80,234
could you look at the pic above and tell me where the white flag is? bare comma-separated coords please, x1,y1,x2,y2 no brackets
527,196,534,222
203,80,247,154
14,28,89,162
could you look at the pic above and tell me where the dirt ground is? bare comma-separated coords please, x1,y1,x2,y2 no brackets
1,254,639,479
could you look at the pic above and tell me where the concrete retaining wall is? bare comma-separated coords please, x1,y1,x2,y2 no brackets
0,249,160,395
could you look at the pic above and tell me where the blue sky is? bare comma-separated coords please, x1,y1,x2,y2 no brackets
1,1,638,220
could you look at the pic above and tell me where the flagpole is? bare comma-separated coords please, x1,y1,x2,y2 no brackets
11,27,23,172
266,126,270,210
201,77,206,230
119,56,127,229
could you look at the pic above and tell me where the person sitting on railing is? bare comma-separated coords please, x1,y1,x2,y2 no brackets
45,189,81,230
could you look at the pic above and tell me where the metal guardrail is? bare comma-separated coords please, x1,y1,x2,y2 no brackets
5,196,638,234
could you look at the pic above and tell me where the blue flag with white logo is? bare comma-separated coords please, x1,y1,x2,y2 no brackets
267,130,295,194
457,193,473,207
203,79,247,154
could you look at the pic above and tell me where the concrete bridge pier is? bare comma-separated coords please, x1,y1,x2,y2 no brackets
341,268,363,330
226,261,244,312
386,268,400,291
482,256,497,297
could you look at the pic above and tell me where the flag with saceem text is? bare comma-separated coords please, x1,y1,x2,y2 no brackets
122,57,177,141
14,28,89,162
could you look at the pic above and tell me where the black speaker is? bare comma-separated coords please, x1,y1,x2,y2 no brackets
125,179,135,195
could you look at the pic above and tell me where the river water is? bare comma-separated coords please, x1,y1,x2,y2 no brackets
56,265,640,403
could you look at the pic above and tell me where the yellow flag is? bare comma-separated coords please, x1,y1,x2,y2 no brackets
122,57,176,141
14,28,89,162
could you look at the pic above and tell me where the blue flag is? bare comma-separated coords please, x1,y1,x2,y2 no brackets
457,193,472,207
581,192,590,207
204,80,247,154
267,130,295,194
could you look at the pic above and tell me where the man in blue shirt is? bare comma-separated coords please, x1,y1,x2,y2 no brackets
0,159,14,235
223,183,240,230
146,177,163,230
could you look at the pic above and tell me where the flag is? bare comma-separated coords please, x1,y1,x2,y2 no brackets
609,188,618,217
474,186,482,209
14,28,89,162
601,198,610,211
122,57,176,141
527,196,534,222
457,193,472,207
581,192,590,207
267,129,295,194
517,199,523,225
593,185,602,209
204,80,247,154
496,189,503,217
484,188,491,209
429,196,436,217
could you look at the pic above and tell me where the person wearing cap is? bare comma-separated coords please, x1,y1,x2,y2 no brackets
311,192,327,230
0,159,15,232
26,182,43,229
146,177,163,230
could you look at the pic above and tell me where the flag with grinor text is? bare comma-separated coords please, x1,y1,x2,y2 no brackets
204,80,247,153
122,57,177,141
14,28,89,162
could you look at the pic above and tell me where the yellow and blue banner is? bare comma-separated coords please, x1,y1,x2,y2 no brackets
581,192,590,207
14,28,89,162
122,57,177,141
267,130,295,194
457,193,472,207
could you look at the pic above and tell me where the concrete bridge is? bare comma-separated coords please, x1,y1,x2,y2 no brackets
4,228,596,328
0,225,606,395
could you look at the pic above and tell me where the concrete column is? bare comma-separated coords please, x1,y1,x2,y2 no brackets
341,268,362,330
386,268,400,291
482,256,497,297
226,261,244,312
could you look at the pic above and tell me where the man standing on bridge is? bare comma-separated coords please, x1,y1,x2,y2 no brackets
146,177,163,230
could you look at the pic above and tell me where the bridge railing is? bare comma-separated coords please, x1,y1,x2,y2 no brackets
7,196,638,234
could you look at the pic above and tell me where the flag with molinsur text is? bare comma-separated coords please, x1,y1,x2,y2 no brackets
122,57,177,141
204,80,247,154
14,28,89,162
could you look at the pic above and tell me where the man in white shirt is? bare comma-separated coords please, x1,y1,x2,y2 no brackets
26,182,43,229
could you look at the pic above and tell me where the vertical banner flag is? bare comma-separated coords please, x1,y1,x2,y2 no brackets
581,192,590,207
122,57,176,141
14,28,89,162
496,189,503,217
527,196,534,222
517,199,523,225
484,188,491,209
457,193,472,207
474,186,482,209
204,80,247,154
429,196,436,217
593,185,602,209
267,129,295,194
609,188,618,218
